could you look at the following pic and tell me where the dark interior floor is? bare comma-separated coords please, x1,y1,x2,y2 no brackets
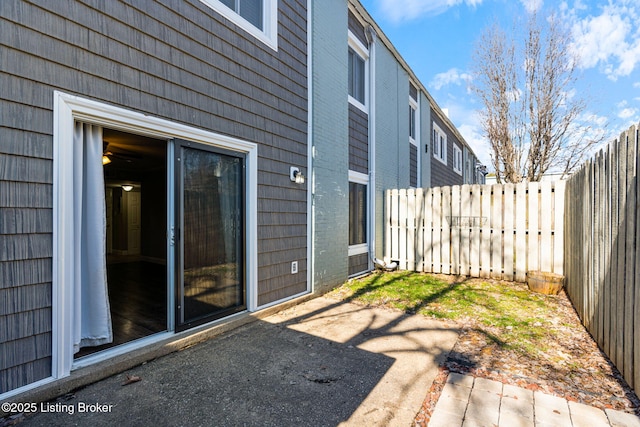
75,261,167,358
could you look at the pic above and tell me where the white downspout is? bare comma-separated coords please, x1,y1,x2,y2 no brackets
367,26,377,267
307,2,314,293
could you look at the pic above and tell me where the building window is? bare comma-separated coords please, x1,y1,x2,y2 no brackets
453,144,463,175
409,91,419,187
349,181,367,246
433,122,447,165
200,0,277,50
409,105,417,141
220,0,262,29
348,47,366,106
348,31,368,111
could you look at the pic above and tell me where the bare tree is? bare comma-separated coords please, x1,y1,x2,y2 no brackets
471,12,604,183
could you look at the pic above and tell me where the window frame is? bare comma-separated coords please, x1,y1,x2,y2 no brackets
453,144,463,176
348,31,369,113
409,93,419,188
348,170,369,256
199,0,278,51
433,122,447,165
409,102,417,143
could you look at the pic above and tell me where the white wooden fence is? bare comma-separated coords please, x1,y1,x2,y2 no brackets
385,182,566,280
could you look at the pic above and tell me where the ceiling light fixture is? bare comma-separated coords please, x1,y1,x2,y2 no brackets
121,185,134,192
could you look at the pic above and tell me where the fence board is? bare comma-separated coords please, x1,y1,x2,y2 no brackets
460,185,471,276
616,132,627,375
470,185,481,277
384,190,395,264
451,186,461,275
424,188,433,273
441,187,452,275
389,189,399,265
600,147,611,352
624,127,636,383
603,147,617,355
635,125,640,392
553,180,565,275
593,151,604,347
416,188,425,272
407,189,416,271
491,185,503,278
540,181,552,273
515,183,528,281
502,184,514,281
528,183,540,272
432,188,442,274
480,186,492,278
585,162,593,327
399,189,408,271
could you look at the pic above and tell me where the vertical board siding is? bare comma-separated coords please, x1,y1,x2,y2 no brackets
564,121,639,394
386,181,565,280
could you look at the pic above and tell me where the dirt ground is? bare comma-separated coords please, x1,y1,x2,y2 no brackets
412,282,640,426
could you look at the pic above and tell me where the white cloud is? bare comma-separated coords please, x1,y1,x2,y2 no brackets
520,0,543,14
430,68,472,91
378,0,483,22
618,108,637,119
617,101,638,120
567,1,640,80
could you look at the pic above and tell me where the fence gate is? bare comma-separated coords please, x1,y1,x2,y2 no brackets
385,182,565,281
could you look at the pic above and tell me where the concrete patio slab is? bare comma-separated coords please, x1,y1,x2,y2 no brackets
8,296,459,427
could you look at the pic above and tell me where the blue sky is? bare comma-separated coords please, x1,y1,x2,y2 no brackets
358,0,640,168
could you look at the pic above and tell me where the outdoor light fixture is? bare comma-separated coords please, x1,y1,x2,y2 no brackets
102,155,111,165
121,185,134,192
290,166,305,184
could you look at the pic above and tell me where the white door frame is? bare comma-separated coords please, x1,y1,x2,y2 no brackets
52,91,258,380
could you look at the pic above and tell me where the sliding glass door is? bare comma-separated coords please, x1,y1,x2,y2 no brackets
174,139,245,331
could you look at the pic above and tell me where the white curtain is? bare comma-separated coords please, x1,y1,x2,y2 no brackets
72,122,113,353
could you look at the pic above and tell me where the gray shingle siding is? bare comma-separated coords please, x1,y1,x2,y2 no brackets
348,104,369,174
348,253,369,276
1,0,307,393
410,143,418,187
348,10,367,46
